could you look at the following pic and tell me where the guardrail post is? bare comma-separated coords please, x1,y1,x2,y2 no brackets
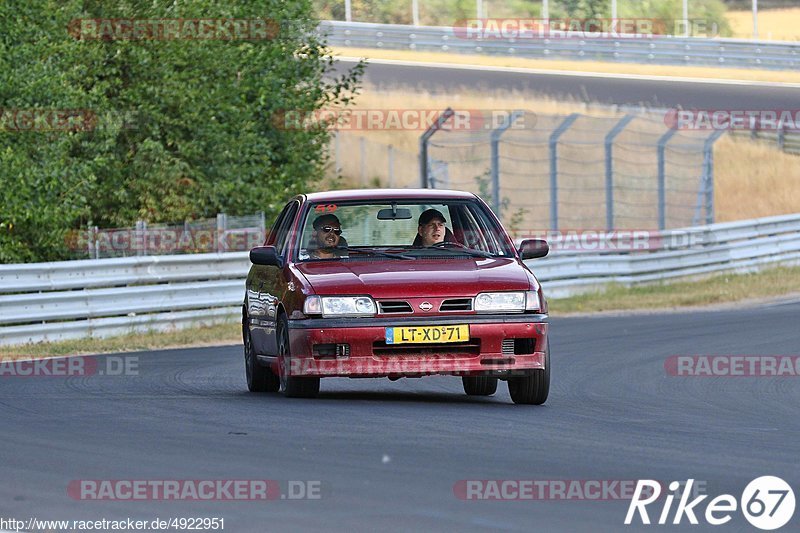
549,113,580,231
490,110,524,217
657,128,678,230
419,107,454,188
778,123,786,152
604,114,635,231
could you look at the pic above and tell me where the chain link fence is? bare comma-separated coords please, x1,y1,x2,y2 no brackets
330,110,726,232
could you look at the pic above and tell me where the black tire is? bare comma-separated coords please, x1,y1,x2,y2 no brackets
277,315,320,398
508,341,550,405
462,376,498,396
244,323,279,393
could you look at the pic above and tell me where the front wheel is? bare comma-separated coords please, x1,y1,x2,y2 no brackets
462,376,498,396
507,341,550,405
244,324,279,392
277,315,320,398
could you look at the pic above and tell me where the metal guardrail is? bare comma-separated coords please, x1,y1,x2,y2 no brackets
319,20,800,70
1,214,799,346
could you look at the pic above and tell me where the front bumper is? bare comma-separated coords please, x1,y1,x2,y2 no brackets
285,314,548,378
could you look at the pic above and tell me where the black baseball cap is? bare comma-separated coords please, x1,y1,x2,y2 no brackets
418,209,446,226
313,214,341,229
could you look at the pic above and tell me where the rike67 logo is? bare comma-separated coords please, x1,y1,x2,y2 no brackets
625,477,795,530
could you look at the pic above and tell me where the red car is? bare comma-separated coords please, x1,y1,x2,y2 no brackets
242,189,550,404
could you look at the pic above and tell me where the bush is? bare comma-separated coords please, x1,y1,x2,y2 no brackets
0,0,363,263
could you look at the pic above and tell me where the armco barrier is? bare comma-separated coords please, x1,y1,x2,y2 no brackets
1,214,799,346
319,20,800,70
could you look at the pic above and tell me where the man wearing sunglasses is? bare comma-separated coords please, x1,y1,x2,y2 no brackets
309,213,348,259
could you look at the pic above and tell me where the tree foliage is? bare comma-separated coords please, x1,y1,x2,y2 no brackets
0,0,363,262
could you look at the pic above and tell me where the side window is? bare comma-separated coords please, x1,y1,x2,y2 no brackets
267,203,293,246
273,202,299,256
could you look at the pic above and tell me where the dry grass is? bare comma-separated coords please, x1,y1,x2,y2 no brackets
715,135,800,222
727,8,800,41
0,322,240,359
334,47,800,85
550,266,800,314
335,84,800,223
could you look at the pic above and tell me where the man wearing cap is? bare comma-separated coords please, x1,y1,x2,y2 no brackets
309,213,348,259
415,208,448,247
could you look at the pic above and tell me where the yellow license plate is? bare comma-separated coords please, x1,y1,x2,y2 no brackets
385,325,469,344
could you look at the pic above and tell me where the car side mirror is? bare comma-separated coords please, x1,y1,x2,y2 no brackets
250,246,282,267
518,239,549,260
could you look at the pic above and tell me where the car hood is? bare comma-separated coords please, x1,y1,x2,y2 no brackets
295,257,533,298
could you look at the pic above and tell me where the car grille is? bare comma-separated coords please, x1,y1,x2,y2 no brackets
372,340,481,357
439,298,473,312
501,339,516,355
378,300,413,314
501,338,536,355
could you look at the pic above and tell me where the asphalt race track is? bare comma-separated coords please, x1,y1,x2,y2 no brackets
2,302,798,532
331,59,800,110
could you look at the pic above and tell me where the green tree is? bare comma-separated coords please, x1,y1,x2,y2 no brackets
0,0,363,263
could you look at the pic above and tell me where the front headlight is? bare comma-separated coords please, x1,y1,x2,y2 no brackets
305,296,376,317
474,292,526,313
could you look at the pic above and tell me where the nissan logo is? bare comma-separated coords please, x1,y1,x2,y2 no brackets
419,301,433,311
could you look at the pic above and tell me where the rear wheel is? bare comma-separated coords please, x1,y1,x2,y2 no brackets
462,376,498,396
277,315,320,398
508,341,550,405
244,324,279,392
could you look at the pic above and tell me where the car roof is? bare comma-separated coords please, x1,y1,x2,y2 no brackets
302,189,479,203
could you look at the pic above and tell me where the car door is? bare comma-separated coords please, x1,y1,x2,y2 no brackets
246,200,300,356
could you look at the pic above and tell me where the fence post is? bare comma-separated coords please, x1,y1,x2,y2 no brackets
359,137,366,185
419,107,454,188
657,128,679,230
334,132,341,174
489,110,524,218
604,114,635,231
388,144,394,187
216,213,227,253
549,113,580,231
135,220,145,256
703,130,725,225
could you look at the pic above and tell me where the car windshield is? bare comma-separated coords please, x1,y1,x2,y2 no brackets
296,199,514,261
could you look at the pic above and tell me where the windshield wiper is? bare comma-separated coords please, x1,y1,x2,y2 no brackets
348,247,416,260
428,242,495,258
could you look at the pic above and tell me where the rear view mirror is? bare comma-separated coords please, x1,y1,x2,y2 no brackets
250,246,282,267
377,207,412,220
518,239,549,260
